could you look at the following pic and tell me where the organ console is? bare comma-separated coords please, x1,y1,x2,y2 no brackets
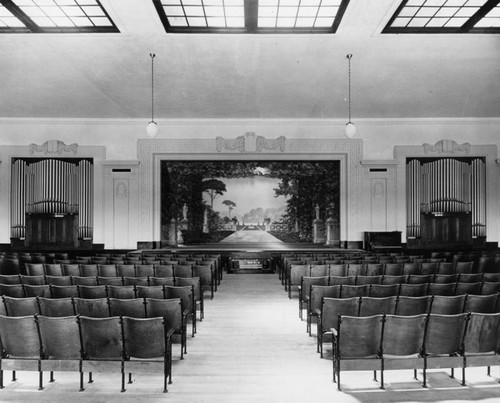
10,158,93,248
406,157,486,248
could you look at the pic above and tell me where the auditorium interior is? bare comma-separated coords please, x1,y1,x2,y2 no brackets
1,0,500,402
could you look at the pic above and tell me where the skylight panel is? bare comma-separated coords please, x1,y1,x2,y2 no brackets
0,0,118,32
383,0,500,33
0,4,27,29
153,0,351,33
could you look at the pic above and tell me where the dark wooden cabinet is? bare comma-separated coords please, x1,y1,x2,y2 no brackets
25,214,78,249
364,231,402,251
420,213,471,247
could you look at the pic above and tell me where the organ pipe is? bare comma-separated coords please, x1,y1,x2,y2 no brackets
10,158,94,240
407,157,487,239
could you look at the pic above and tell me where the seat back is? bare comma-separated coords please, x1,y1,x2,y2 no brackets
337,315,383,359
0,315,40,358
73,297,110,317
395,295,430,315
109,298,146,318
107,285,136,299
154,265,174,278
78,285,107,299
98,264,118,277
399,283,428,297
321,297,360,332
37,315,81,359
384,263,404,276
382,274,407,285
309,285,341,315
122,316,166,359
463,312,500,354
79,316,123,359
329,264,346,277
359,296,397,316
465,294,498,313
79,264,99,277
329,275,355,285
340,284,369,298
135,285,164,299
424,313,468,356
429,295,466,315
369,284,400,298
135,264,154,278
3,296,39,316
50,285,79,298
43,264,63,277
145,298,183,333
382,314,426,356
38,297,75,316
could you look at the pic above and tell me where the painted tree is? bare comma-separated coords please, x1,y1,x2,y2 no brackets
202,178,227,208
222,200,236,219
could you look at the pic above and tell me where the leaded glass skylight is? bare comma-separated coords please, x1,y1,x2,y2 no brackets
383,0,500,33
0,0,118,32
153,0,351,33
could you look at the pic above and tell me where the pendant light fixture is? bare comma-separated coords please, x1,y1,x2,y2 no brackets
344,53,356,139
146,52,159,138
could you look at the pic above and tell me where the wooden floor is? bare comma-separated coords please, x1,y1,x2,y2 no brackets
2,272,500,403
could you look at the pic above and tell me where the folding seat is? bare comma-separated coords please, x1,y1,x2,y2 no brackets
427,282,456,296
78,316,125,391
408,274,433,284
332,314,383,391
71,275,98,286
50,284,79,298
123,276,149,286
394,257,410,263
62,264,81,277
121,316,172,392
329,264,346,277
117,264,136,277
107,285,136,299
481,281,500,295
38,297,75,317
97,264,118,277
307,285,341,336
402,262,421,276
73,297,109,317
309,264,329,278
135,285,164,299
109,298,146,318
346,263,366,277
288,264,308,299
23,284,51,298
369,284,400,298
329,275,355,286
45,275,72,286
382,274,407,285
74,257,91,264
98,276,123,286
135,264,155,278
384,263,404,276
43,264,63,277
0,284,25,298
91,256,108,265
429,295,466,315
380,314,426,389
154,264,174,278
461,312,500,384
399,283,428,297
145,298,186,359
422,313,468,387
305,260,323,266
25,263,45,276
359,296,397,316
476,256,495,273
317,297,360,358
37,314,84,388
455,282,482,295
3,296,39,316
355,275,382,285
437,262,455,275
149,276,176,286
163,285,196,337
464,294,498,314
482,272,500,282
0,315,42,390
434,274,458,284
458,273,483,283
19,275,45,285
176,277,204,321
77,285,108,299
0,274,21,284
455,261,474,274
420,262,439,275
340,284,369,298
194,264,216,299
79,264,98,277
394,295,430,316
365,263,384,277
298,276,329,319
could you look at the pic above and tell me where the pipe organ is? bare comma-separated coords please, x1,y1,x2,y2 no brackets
10,158,93,245
406,157,486,246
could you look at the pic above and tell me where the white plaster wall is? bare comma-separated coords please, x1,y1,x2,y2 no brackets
0,117,498,248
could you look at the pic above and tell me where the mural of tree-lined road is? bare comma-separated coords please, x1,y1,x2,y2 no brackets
160,161,339,245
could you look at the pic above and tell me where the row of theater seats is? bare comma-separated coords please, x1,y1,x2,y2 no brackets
0,314,174,392
330,312,500,390
0,282,201,327
316,293,500,358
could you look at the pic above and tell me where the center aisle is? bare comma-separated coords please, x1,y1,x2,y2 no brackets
167,272,338,403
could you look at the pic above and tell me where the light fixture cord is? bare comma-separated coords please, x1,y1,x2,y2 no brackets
150,53,156,122
347,54,352,123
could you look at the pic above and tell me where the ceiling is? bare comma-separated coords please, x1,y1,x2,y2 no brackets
1,0,499,121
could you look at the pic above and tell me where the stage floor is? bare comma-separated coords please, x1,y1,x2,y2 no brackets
137,243,357,253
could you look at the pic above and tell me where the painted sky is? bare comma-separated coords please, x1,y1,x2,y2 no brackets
205,177,288,218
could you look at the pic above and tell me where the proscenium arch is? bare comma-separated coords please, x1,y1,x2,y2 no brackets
137,137,362,247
